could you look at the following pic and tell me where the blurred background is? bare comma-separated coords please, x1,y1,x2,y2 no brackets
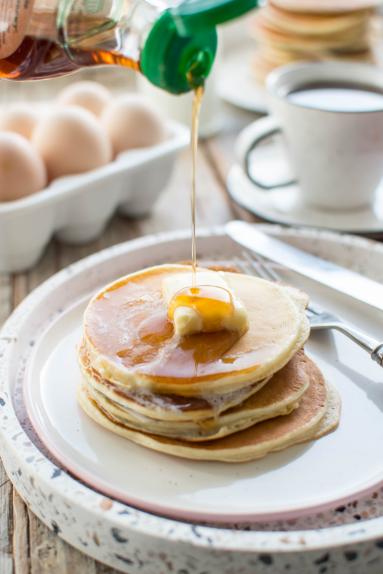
1,0,383,274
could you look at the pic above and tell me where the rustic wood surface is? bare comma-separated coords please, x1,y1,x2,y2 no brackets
0,96,261,573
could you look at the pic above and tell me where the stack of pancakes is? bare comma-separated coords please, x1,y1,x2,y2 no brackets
251,0,378,84
78,264,340,462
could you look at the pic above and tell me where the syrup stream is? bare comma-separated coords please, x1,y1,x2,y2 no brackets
191,85,204,287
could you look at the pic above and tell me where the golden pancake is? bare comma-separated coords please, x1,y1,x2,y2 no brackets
258,3,372,36
271,0,380,12
81,351,310,441
252,16,370,52
78,355,340,462
256,43,372,66
252,45,372,84
250,1,375,83
83,265,309,396
79,344,270,422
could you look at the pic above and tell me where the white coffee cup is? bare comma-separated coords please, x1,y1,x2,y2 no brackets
237,62,383,211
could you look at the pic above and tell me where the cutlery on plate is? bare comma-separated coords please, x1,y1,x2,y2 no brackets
237,251,383,367
226,220,383,312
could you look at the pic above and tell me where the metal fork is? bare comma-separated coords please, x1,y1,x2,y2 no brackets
238,251,383,368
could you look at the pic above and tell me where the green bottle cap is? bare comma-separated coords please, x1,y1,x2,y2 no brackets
141,10,217,94
171,0,259,36
141,0,258,94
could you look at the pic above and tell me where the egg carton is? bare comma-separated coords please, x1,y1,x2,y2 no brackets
0,121,189,273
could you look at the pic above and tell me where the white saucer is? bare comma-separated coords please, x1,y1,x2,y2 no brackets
22,230,383,524
218,48,268,114
227,141,383,234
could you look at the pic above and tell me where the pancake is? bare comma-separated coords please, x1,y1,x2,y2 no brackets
79,345,270,422
271,0,380,12
83,265,310,396
78,355,341,462
251,1,375,83
252,44,372,83
253,16,370,52
256,43,372,66
81,351,310,441
258,3,372,35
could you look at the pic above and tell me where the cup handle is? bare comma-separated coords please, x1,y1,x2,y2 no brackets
236,116,296,190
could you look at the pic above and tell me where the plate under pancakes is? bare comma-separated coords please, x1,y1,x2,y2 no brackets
82,265,310,396
80,350,311,441
16,227,383,529
78,354,340,462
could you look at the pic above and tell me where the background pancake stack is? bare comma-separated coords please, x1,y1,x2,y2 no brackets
78,265,341,462
251,0,378,84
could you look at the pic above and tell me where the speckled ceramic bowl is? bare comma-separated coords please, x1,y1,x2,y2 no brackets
1,225,383,574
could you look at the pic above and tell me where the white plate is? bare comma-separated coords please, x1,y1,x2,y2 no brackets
227,140,383,234
218,48,268,114
3,227,383,572
23,229,383,524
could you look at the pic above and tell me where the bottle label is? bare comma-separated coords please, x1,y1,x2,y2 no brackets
0,0,34,58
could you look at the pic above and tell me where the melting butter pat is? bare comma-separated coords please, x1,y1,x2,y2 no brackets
163,270,249,336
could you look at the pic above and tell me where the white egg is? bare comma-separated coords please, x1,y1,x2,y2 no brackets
58,81,112,116
0,132,47,202
0,104,39,140
101,95,166,156
32,107,112,181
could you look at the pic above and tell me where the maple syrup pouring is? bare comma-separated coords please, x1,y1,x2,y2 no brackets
191,85,204,287
166,85,237,334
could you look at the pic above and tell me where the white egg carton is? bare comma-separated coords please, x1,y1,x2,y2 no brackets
0,120,189,273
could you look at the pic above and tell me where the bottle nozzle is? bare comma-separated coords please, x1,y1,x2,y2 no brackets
141,0,258,94
186,49,214,88
141,11,217,94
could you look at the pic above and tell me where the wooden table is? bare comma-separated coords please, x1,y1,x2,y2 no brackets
0,106,260,574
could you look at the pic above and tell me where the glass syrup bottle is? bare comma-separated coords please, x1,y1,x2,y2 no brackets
0,0,258,93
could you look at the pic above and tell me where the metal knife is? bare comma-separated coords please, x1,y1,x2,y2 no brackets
225,220,383,312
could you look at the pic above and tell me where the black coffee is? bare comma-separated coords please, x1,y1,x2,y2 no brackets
287,82,383,112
